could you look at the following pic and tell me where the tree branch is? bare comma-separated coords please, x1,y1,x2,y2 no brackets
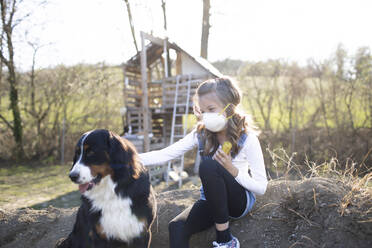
0,48,9,67
0,1,10,67
8,0,16,27
0,112,13,129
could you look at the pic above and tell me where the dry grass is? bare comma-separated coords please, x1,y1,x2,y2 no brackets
267,146,372,224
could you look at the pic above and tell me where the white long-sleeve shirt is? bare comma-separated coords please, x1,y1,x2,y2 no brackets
138,129,268,195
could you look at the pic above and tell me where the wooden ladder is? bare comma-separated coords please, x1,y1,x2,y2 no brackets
166,75,192,187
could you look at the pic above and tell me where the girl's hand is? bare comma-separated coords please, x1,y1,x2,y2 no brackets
213,148,238,177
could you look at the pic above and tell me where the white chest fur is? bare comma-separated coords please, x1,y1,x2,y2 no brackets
84,176,145,242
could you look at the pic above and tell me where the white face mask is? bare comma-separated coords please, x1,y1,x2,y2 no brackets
202,103,234,132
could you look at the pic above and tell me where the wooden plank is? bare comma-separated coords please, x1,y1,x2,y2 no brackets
163,99,193,105
127,79,141,86
164,37,169,78
126,101,141,106
127,94,142,99
163,104,194,109
162,74,199,82
163,80,200,88
141,32,165,46
164,90,196,95
126,106,141,111
141,31,150,152
176,51,182,75
126,100,141,105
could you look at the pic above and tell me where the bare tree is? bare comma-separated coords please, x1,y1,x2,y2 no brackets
239,61,284,133
200,0,210,59
0,29,3,107
251,77,274,132
22,41,53,157
161,0,167,30
331,44,347,129
123,0,138,53
0,0,24,159
308,60,331,137
355,47,372,129
161,0,170,76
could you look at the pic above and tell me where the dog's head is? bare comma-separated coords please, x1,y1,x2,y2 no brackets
69,129,143,194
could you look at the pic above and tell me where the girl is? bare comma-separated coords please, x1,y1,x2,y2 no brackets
138,77,267,248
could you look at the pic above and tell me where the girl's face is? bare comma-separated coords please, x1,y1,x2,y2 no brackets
197,92,224,115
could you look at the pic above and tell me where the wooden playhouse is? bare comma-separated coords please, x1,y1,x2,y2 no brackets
122,32,222,185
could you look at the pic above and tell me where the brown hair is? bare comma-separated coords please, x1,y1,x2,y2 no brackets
193,77,259,157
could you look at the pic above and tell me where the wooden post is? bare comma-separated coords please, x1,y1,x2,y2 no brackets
200,0,211,59
141,32,150,152
164,38,169,78
122,65,128,133
176,51,182,75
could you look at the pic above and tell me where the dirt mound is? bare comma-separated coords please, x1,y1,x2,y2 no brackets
1,177,371,248
0,207,76,248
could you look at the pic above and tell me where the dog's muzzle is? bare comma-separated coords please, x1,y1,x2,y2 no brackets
69,171,80,183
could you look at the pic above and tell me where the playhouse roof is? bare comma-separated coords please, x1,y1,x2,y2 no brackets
124,33,223,78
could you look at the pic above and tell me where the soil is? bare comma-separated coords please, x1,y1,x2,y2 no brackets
1,177,372,248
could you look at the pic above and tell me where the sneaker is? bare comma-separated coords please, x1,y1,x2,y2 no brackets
212,236,240,248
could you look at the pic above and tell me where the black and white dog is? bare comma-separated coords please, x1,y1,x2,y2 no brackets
56,129,156,248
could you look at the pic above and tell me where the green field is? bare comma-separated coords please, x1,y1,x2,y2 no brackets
0,162,202,210
0,164,80,210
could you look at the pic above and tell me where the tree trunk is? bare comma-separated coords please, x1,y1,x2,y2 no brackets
0,30,3,107
161,0,167,30
161,0,171,77
200,0,210,59
8,67,24,159
123,0,138,53
0,0,25,159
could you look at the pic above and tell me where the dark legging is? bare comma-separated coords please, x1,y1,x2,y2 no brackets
168,158,247,248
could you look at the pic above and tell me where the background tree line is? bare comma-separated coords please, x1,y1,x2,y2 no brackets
214,44,372,174
0,0,213,164
0,63,124,163
0,0,370,176
0,43,371,176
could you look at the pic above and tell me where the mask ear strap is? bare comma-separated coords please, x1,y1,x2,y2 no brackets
219,103,234,120
219,103,231,115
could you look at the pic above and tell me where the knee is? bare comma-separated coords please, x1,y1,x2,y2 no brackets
168,220,188,248
199,159,218,180
168,219,185,234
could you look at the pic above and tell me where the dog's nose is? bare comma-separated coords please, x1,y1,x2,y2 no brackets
69,171,79,183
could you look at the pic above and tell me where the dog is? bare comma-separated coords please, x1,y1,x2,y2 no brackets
56,129,156,248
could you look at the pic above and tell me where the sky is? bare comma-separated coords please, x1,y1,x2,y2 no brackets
13,0,372,70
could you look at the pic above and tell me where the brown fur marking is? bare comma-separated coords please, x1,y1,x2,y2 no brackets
95,224,107,239
90,163,113,178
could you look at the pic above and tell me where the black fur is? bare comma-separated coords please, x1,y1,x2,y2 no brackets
56,129,156,248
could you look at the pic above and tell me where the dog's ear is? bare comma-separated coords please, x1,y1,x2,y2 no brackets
108,132,131,166
108,131,142,180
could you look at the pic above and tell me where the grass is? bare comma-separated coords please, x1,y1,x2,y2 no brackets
0,145,370,212
0,164,79,210
267,147,372,219
0,161,201,210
